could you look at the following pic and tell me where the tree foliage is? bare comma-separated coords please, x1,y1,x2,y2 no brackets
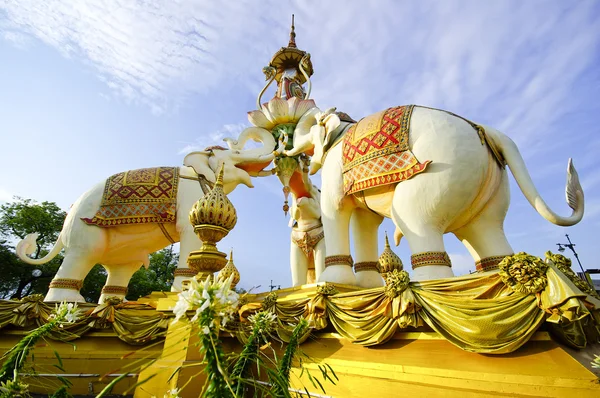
127,246,178,301
0,198,66,299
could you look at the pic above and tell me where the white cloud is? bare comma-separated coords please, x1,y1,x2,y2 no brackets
177,122,247,154
0,188,14,203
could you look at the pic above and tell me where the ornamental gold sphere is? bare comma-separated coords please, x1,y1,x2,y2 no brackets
189,165,238,231
379,233,403,275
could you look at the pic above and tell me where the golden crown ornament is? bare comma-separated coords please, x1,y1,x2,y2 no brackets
186,165,238,280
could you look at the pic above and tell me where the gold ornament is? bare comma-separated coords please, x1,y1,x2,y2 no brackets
545,251,600,299
498,252,549,295
384,269,411,298
218,249,241,289
379,232,403,282
187,165,238,280
275,156,300,215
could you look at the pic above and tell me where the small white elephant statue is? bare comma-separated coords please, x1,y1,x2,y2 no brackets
16,128,281,303
282,105,584,287
289,186,326,286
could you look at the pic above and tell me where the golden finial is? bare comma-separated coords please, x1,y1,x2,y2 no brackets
215,163,225,186
288,14,297,48
218,248,241,289
379,232,403,282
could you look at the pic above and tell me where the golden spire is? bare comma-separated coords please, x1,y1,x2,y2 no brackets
288,14,297,48
218,248,241,289
379,232,403,280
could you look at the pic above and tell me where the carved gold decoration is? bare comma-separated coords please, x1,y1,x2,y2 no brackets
49,278,83,291
275,156,300,215
316,283,339,296
411,251,452,269
384,269,411,298
325,255,353,268
218,249,241,289
476,255,508,272
262,292,278,310
379,233,403,282
187,165,237,280
188,167,237,231
498,252,549,295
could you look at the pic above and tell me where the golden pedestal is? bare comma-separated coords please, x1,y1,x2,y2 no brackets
133,283,600,398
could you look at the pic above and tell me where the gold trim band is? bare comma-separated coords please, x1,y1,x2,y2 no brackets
325,255,353,268
411,252,452,269
174,268,198,277
476,255,508,272
101,285,128,295
354,261,379,273
49,278,83,290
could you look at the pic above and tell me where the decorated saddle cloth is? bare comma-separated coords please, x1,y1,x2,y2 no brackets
342,105,431,195
82,167,179,227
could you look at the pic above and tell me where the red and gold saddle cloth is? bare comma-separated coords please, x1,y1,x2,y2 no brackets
342,105,431,195
82,167,179,227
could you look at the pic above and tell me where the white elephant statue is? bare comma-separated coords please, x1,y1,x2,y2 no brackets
281,105,584,287
288,184,326,286
16,129,281,303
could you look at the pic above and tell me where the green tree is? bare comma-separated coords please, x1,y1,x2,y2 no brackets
126,246,178,300
0,198,66,299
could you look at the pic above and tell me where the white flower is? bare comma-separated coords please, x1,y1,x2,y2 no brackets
202,326,211,335
170,275,239,330
51,301,80,325
248,97,317,131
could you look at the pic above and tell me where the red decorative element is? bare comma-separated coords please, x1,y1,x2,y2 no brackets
411,252,452,269
476,255,507,272
342,105,430,195
82,167,179,227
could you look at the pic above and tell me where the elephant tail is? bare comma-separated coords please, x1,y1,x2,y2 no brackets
16,232,64,265
488,128,584,226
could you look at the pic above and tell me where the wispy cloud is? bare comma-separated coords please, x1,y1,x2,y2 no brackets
0,188,14,203
178,122,247,154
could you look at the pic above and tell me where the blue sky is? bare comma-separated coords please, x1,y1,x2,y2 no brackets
0,1,599,291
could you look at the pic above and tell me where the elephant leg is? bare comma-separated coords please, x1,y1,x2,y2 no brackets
454,173,513,273
391,203,454,281
313,240,326,282
99,263,142,303
172,224,201,291
45,252,97,303
318,197,356,285
352,208,384,288
290,244,309,287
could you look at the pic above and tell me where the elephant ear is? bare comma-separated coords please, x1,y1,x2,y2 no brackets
183,151,214,180
323,113,341,148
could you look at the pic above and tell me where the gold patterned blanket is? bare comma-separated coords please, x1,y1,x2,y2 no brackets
82,167,179,227
342,105,430,195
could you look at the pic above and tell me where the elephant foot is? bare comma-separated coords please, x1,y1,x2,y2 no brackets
318,265,357,286
99,293,126,304
412,265,454,281
44,288,86,303
355,270,384,288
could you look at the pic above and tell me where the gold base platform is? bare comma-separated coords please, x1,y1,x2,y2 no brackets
1,282,599,397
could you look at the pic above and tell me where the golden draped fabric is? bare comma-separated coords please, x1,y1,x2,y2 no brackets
236,264,600,354
2,262,598,354
0,298,168,345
